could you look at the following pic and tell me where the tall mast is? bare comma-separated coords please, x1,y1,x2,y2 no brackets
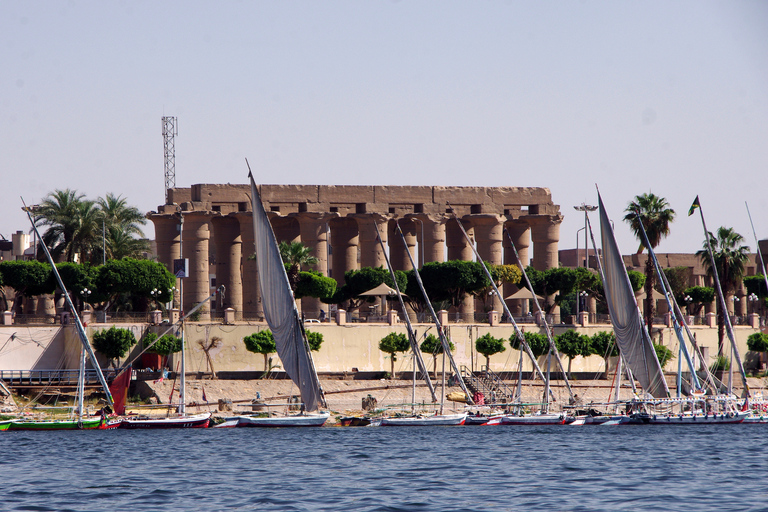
692,197,750,397
392,223,475,405
372,222,437,403
445,205,571,401
22,202,114,406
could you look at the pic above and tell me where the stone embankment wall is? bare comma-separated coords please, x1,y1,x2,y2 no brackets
0,323,759,375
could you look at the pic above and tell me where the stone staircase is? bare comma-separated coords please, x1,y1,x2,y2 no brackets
460,366,515,404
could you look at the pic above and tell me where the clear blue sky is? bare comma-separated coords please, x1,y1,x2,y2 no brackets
2,1,767,256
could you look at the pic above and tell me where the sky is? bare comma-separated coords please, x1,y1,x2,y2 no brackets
2,1,767,258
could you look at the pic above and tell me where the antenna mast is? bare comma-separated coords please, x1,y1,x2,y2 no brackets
162,116,178,205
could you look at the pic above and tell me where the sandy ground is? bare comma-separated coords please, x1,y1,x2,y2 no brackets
135,375,767,424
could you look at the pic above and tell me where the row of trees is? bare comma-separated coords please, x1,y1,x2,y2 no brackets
34,189,149,264
0,258,175,315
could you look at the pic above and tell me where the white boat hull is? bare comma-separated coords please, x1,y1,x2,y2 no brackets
500,413,567,425
231,411,330,427
380,413,467,426
120,412,212,429
629,412,747,424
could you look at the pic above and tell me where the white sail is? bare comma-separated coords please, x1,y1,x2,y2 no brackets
249,171,323,412
598,193,668,398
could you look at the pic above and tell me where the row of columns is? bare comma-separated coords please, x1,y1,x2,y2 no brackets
151,212,562,322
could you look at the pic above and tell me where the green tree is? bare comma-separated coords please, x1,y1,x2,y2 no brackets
333,266,405,311
142,332,182,356
406,260,489,312
696,226,750,352
681,286,715,316
589,331,618,379
378,332,410,377
510,331,550,358
747,332,768,353
475,333,506,368
296,271,337,302
92,326,137,367
305,330,324,352
420,334,455,378
660,266,692,302
623,192,676,328
653,343,674,369
244,330,277,375
95,193,150,262
747,332,768,371
0,261,55,315
93,258,175,312
278,241,318,293
555,329,591,377
56,262,95,311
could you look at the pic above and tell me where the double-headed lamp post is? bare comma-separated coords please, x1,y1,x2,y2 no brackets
748,293,759,315
80,288,91,312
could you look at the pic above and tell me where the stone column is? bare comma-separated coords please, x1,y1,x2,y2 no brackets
445,217,474,322
151,214,181,272
270,216,300,244
528,215,562,271
293,212,337,318
389,219,418,271
407,214,447,264
471,214,504,313
504,220,531,317
211,215,243,320
528,215,562,319
330,217,359,286
353,214,389,270
181,212,211,321
236,212,263,320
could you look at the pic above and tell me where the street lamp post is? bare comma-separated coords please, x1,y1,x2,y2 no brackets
573,204,598,269
684,295,693,316
575,227,585,319
748,293,758,315
80,288,91,312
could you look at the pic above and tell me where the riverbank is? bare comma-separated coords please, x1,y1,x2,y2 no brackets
134,375,768,425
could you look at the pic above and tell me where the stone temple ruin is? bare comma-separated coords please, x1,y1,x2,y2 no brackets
150,184,563,322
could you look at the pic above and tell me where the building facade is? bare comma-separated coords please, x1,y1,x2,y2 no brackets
149,183,564,321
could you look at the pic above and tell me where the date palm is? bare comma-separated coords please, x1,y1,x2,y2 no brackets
96,193,149,262
623,192,675,328
696,226,750,352
37,189,100,262
278,241,318,292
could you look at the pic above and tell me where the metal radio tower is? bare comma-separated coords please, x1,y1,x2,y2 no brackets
162,116,178,205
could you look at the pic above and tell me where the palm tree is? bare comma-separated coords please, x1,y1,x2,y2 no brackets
278,241,318,292
696,226,750,352
37,189,100,262
95,193,148,263
623,192,676,328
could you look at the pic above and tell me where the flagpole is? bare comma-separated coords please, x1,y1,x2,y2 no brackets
691,197,750,397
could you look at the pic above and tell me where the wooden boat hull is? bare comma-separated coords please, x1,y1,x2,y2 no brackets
628,412,747,425
464,415,503,426
231,412,330,427
0,420,17,431
339,416,372,427
8,417,106,431
380,413,467,426
120,412,211,429
500,413,567,425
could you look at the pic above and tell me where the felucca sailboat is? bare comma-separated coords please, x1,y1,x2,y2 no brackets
220,164,329,427
8,203,117,431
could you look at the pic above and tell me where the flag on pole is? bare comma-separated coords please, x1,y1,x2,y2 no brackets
688,196,700,216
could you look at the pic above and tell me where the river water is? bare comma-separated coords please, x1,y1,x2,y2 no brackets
2,425,767,512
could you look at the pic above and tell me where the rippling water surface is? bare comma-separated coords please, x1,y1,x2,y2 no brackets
2,425,767,512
